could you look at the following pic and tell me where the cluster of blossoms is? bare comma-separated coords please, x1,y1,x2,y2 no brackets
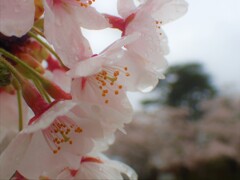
0,0,187,179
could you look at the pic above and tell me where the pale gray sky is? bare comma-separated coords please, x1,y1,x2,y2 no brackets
164,0,240,93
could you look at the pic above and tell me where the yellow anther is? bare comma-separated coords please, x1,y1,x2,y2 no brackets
75,127,83,133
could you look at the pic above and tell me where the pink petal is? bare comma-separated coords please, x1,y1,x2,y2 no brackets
114,51,159,93
142,0,188,24
0,0,35,37
44,2,92,67
117,0,137,18
72,5,110,29
125,14,168,71
67,56,106,77
0,133,32,179
24,101,76,133
51,70,72,93
68,33,140,77
0,92,28,131
71,78,133,118
17,131,68,179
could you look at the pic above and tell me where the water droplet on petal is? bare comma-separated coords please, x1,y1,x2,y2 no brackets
137,74,158,93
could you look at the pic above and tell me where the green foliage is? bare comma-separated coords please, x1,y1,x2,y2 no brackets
142,62,217,119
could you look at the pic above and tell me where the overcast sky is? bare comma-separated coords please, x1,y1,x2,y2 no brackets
164,0,240,93
88,0,240,108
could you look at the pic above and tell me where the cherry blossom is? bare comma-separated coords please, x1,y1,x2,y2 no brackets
0,0,109,67
13,154,137,180
48,155,137,180
0,100,116,179
68,33,162,149
69,33,159,118
106,0,188,78
44,0,110,67
0,0,188,179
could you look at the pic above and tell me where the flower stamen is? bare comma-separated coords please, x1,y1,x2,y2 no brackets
42,116,82,154
75,0,96,8
88,65,130,104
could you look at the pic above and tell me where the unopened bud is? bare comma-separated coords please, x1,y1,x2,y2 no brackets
0,61,12,87
34,0,44,21
21,81,49,115
42,78,72,100
16,53,45,74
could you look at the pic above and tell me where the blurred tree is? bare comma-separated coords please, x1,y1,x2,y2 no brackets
142,63,217,119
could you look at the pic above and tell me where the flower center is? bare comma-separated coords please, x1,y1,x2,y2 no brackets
74,0,96,8
42,116,82,154
50,0,96,8
89,65,130,104
155,20,163,36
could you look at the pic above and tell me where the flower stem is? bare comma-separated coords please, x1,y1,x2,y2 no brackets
1,57,23,131
17,88,23,131
32,78,51,103
12,78,24,131
32,26,45,37
0,48,44,83
0,56,26,84
28,31,67,69
0,56,49,115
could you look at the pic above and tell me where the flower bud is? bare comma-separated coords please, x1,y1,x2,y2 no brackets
41,78,72,100
21,81,49,115
16,53,45,74
34,0,44,21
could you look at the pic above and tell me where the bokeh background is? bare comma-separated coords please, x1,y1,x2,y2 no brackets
88,0,240,179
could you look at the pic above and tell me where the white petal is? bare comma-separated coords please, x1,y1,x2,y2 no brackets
142,0,188,24
51,70,72,93
113,51,159,93
0,127,17,154
71,78,133,118
126,14,169,69
72,5,110,29
0,133,31,179
56,170,74,180
117,0,137,18
70,104,104,138
0,92,28,131
77,162,123,180
102,33,140,55
108,160,138,180
44,2,92,67
18,131,68,179
24,101,76,133
67,56,106,77
0,0,35,37
68,33,140,78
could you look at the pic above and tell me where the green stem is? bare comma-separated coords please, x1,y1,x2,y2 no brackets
0,48,45,83
17,88,23,131
28,31,67,69
12,78,24,132
0,57,24,132
32,26,45,38
0,56,26,84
